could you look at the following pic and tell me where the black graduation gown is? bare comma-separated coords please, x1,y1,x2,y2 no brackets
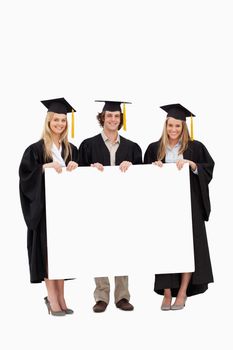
19,139,79,283
144,140,214,296
78,133,142,166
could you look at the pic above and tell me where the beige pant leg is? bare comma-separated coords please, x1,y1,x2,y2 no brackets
94,277,110,304
114,276,130,304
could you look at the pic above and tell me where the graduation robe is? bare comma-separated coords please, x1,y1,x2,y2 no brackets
19,139,79,283
144,140,214,296
78,133,142,166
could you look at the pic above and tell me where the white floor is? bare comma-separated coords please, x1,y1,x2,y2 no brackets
2,259,230,349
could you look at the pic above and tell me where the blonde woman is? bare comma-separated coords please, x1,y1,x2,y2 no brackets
144,104,214,311
19,98,79,316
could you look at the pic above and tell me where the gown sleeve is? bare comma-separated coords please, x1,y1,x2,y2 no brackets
132,142,143,164
70,143,79,163
194,142,215,221
78,140,91,166
144,143,158,164
19,144,45,230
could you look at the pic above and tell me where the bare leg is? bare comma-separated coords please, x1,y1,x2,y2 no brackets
56,279,68,310
173,272,192,306
162,288,172,306
44,278,62,312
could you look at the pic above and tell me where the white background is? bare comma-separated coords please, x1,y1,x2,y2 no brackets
0,0,232,349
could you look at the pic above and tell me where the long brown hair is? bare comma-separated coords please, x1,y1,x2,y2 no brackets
157,118,190,161
41,112,72,162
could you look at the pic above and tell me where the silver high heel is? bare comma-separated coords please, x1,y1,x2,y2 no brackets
44,297,66,316
161,297,172,311
171,296,187,310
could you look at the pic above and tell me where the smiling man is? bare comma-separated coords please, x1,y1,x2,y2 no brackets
78,100,142,312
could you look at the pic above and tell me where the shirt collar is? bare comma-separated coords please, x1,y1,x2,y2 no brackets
52,142,62,153
101,130,120,144
167,139,181,150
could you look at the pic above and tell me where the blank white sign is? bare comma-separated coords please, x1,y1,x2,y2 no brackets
45,164,194,278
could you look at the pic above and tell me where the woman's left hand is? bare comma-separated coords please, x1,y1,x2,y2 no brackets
119,161,132,172
66,161,79,171
176,159,197,171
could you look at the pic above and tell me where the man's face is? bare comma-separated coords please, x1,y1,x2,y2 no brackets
103,111,121,132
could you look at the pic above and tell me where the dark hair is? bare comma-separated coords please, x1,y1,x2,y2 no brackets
96,111,123,130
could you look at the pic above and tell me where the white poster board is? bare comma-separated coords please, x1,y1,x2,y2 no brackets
45,164,194,278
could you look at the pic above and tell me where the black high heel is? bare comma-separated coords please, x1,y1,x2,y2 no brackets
62,308,74,314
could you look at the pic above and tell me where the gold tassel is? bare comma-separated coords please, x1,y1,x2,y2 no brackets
123,103,126,131
71,109,75,138
190,114,194,141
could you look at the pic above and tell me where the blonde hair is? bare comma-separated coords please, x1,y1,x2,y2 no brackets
41,111,72,162
157,118,190,161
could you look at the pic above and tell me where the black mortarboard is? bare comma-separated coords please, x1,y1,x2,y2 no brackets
160,103,195,140
160,103,195,121
41,97,76,114
95,100,131,113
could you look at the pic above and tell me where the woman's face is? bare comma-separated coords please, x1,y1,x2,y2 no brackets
166,117,183,142
50,113,67,136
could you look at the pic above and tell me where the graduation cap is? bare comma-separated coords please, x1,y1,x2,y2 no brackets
41,97,76,138
160,103,195,141
95,100,131,131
